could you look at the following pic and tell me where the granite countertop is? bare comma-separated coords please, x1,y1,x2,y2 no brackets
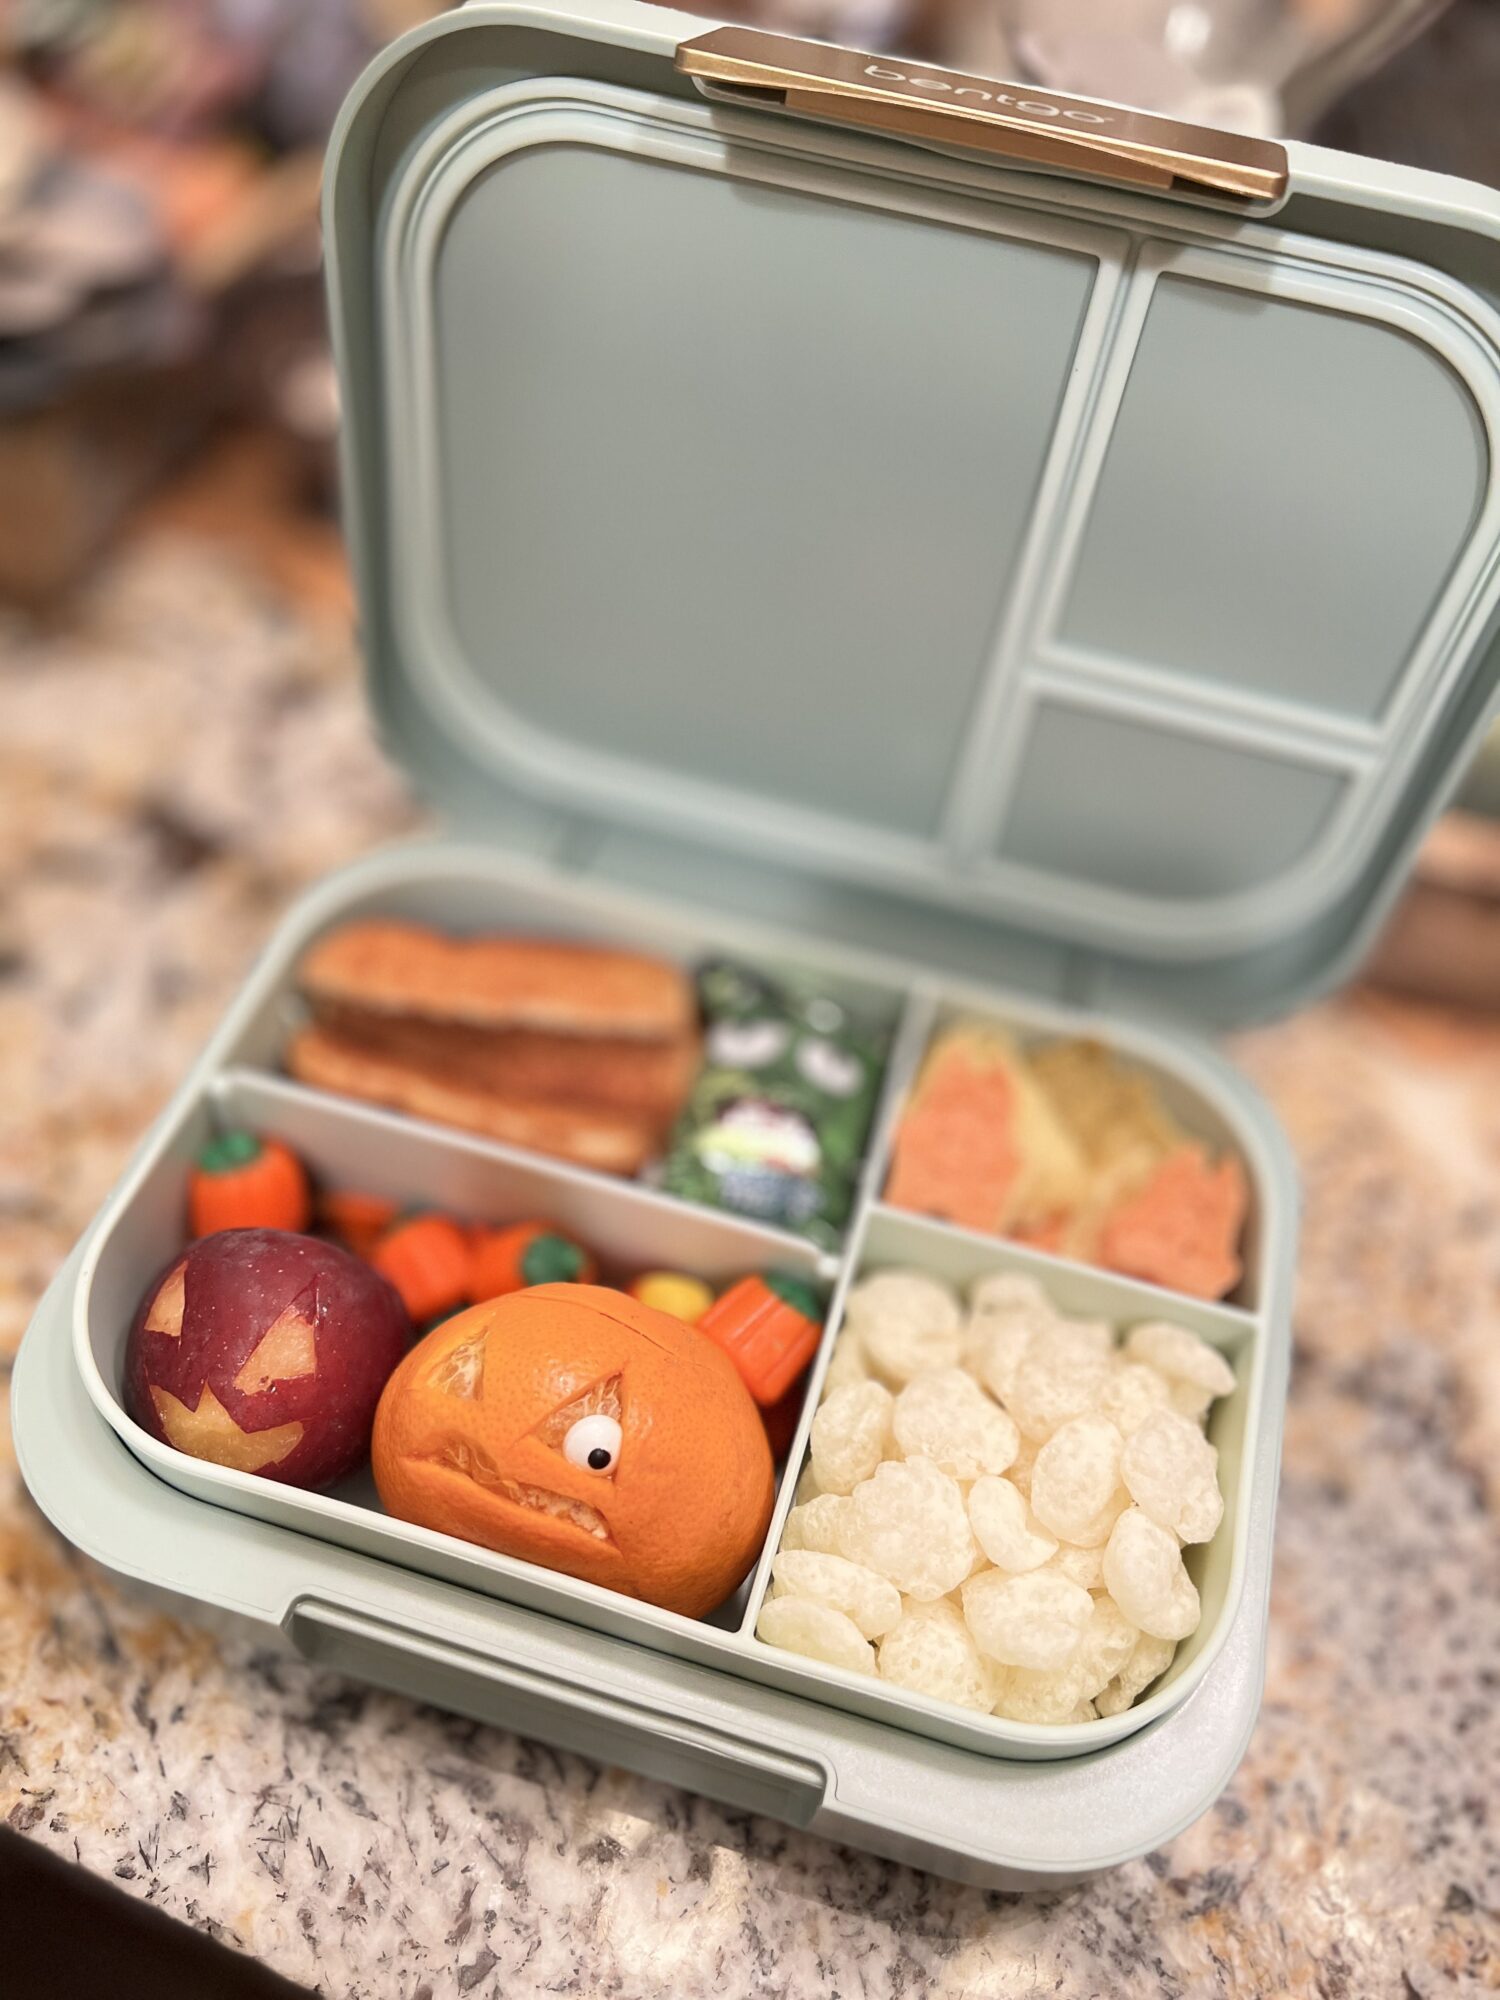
1,531,1498,1999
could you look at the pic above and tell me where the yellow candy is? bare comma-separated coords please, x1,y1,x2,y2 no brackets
629,1272,714,1324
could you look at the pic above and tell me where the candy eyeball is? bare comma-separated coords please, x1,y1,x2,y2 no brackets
563,1412,623,1473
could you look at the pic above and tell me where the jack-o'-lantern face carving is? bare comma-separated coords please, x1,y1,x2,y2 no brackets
372,1284,775,1618
124,1228,410,1491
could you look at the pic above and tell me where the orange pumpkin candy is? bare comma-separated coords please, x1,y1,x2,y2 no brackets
372,1284,774,1618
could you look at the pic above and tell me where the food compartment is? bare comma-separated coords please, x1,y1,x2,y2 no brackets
77,1073,831,1641
878,997,1263,1310
744,1204,1264,1754
222,864,907,1256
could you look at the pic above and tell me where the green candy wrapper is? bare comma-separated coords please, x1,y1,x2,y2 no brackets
661,960,888,1248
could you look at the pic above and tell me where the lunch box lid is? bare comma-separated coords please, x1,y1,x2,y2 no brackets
322,0,1500,1027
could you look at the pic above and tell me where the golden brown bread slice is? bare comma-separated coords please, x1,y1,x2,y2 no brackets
308,1001,699,1125
299,921,694,1040
286,1026,658,1175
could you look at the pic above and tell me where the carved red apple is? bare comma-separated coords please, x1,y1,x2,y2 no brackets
124,1228,410,1489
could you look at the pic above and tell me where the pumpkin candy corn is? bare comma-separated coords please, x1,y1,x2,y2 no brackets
189,1131,310,1237
374,1213,473,1324
467,1220,597,1302
319,1187,400,1259
697,1273,823,1408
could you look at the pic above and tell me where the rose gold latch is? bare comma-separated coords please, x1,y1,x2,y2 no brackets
675,28,1288,203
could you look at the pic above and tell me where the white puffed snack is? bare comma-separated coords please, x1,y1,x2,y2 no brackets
1102,1507,1202,1642
842,1457,976,1600
1096,1361,1172,1437
971,1309,1040,1405
989,1663,1094,1725
1029,1414,1127,1546
1005,1326,1114,1442
846,1270,962,1387
967,1476,1057,1572
1070,1594,1141,1701
822,1326,871,1393
771,1550,902,1639
781,1492,852,1557
1168,1380,1217,1427
1094,1631,1176,1716
1121,1409,1224,1544
877,1600,994,1710
811,1380,893,1495
969,1270,1055,1319
1006,1437,1038,1498
757,1595,875,1675
961,1568,1093,1670
1124,1321,1235,1401
1039,1541,1105,1590
892,1368,1019,1480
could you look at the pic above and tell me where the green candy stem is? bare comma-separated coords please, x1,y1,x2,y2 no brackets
198,1129,263,1175
763,1270,822,1321
520,1235,587,1285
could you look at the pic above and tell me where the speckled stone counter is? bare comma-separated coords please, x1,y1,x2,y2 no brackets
2,535,1498,1999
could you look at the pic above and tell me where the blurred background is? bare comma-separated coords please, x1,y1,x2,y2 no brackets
2,0,1500,1341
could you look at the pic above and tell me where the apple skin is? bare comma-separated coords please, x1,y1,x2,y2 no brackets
125,1228,411,1490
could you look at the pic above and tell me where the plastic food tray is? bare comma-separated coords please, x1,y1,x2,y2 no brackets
68,844,1293,1762
17,0,1500,1884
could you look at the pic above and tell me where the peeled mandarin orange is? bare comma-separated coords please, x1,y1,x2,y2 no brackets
372,1283,774,1618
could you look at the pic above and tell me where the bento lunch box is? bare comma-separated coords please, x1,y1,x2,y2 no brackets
16,0,1500,1886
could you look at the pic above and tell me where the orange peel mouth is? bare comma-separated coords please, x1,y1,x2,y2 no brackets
415,1439,613,1543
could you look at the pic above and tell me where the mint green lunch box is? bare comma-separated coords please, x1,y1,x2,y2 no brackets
16,0,1500,1887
